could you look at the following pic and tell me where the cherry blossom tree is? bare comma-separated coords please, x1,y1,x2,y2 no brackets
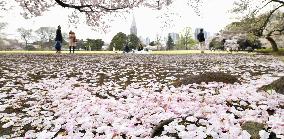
233,0,284,51
0,0,201,31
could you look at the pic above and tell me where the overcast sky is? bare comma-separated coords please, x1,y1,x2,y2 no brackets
1,0,238,43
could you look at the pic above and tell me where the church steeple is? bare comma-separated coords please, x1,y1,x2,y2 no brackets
130,14,137,35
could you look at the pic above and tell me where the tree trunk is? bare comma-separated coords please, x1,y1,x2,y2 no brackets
266,36,278,52
25,40,28,49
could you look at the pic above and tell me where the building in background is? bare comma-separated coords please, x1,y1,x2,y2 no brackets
130,15,137,36
139,36,151,45
194,28,209,41
145,37,150,45
167,33,180,44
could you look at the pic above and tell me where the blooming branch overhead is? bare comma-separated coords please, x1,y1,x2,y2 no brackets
6,0,200,30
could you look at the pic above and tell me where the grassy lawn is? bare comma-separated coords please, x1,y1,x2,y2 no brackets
0,50,117,54
255,48,284,55
149,50,250,54
1,50,283,62
255,48,284,62
279,56,284,62
0,50,250,54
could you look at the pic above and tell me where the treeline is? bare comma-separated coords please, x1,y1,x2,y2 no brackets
1,24,199,51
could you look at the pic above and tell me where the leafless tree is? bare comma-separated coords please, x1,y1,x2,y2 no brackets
17,27,32,48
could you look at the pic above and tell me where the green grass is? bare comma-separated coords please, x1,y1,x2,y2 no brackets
279,56,284,62
259,76,284,94
255,48,284,62
149,50,249,54
0,50,276,55
0,50,119,54
241,121,265,139
255,48,284,55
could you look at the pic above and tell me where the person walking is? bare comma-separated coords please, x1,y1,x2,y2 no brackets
197,28,206,53
55,25,63,53
68,31,77,53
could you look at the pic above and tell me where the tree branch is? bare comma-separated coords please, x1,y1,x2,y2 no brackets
267,26,284,36
54,0,93,12
96,4,129,11
252,0,272,14
258,4,283,36
271,0,284,5
54,0,129,13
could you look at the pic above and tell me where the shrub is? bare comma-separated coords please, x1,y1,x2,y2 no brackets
209,37,224,50
25,45,36,51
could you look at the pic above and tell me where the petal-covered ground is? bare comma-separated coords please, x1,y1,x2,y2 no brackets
0,53,283,139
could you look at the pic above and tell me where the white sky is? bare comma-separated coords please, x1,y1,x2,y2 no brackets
1,0,238,43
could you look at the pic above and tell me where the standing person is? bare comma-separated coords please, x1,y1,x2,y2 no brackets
124,43,130,53
197,28,206,53
68,31,76,53
138,44,143,51
55,25,63,53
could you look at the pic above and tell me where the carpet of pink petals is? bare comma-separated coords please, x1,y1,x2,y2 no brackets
0,54,283,139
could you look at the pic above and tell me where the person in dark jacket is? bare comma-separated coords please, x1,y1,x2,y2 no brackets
197,28,205,53
55,25,63,53
124,43,130,53
138,44,143,51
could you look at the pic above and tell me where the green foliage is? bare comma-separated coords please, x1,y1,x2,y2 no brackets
241,121,265,139
226,10,284,37
176,36,197,50
166,35,174,50
109,32,127,51
209,37,223,50
246,33,258,43
176,27,197,50
231,2,284,51
260,76,284,94
127,34,140,50
83,39,104,51
76,39,85,50
92,39,104,51
84,39,94,50
225,15,267,37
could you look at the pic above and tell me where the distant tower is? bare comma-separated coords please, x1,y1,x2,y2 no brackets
130,15,137,35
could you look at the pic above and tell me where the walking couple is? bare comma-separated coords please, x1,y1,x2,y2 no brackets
54,25,77,53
